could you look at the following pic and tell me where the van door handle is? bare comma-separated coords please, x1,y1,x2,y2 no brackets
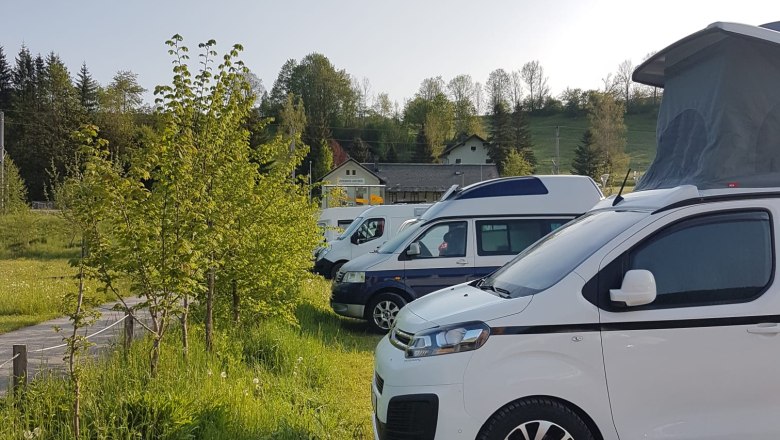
747,323,780,335
455,259,469,265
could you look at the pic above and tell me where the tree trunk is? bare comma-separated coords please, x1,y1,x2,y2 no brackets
150,336,161,378
231,279,239,323
181,293,189,357
205,266,215,352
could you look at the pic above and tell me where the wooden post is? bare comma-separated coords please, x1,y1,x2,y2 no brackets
12,344,27,393
124,313,134,356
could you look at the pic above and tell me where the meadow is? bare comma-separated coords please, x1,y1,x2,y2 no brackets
0,212,380,439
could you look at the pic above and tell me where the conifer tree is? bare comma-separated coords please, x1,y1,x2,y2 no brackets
412,125,434,162
511,102,536,171
0,46,12,111
570,129,603,179
384,145,399,163
75,62,99,114
487,101,513,170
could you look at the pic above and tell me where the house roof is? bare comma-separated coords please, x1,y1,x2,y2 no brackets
320,158,386,184
360,163,499,193
440,134,489,157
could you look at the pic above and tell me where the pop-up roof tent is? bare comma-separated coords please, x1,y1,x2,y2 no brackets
633,22,780,191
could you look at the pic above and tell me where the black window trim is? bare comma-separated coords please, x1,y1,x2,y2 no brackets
353,217,386,243
585,208,776,312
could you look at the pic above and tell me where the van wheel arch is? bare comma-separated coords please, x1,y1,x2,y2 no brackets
477,396,603,440
365,289,411,333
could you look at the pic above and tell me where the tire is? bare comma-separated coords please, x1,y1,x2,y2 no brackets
330,261,345,280
477,397,595,440
366,292,406,333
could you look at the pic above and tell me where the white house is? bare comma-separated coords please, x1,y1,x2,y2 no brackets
439,134,492,165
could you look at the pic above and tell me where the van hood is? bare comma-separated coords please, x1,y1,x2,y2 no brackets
395,283,533,333
340,251,391,272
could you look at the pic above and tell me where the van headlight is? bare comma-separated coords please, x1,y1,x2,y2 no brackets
405,322,490,358
342,271,365,283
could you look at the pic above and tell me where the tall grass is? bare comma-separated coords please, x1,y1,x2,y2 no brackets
0,278,382,439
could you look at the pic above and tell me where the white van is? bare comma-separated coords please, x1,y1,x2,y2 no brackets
314,203,431,279
331,175,603,332
317,206,371,244
372,21,780,440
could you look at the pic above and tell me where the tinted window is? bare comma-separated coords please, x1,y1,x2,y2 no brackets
477,219,569,256
413,221,468,259
627,211,772,307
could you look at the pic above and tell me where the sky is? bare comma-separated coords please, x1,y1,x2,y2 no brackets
2,0,779,106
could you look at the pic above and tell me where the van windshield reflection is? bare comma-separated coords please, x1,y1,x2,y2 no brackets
480,210,648,298
377,221,423,254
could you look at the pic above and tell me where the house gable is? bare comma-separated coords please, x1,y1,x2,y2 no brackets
440,134,491,165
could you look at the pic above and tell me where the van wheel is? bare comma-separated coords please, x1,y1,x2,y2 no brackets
330,262,345,280
477,397,594,440
367,293,406,333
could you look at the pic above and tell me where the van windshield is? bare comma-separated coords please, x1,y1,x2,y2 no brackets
337,216,364,240
377,220,423,254
479,210,648,298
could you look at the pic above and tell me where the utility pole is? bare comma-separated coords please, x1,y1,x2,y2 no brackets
1,111,4,213
554,125,560,175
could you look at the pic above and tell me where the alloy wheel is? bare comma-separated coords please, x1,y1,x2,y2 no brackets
505,420,574,440
372,300,400,330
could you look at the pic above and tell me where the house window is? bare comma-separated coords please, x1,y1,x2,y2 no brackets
455,158,462,164
471,146,477,151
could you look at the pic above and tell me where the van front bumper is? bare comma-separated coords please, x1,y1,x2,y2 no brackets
331,281,371,319
373,336,480,440
313,257,336,278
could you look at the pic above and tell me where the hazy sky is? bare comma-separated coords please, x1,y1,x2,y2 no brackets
2,0,779,106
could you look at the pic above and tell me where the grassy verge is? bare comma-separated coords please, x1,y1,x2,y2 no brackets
0,277,381,439
0,212,113,334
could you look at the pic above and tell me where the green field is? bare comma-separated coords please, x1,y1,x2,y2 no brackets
527,112,658,174
0,213,113,333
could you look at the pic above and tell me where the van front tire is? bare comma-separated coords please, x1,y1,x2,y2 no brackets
367,292,406,333
477,397,595,440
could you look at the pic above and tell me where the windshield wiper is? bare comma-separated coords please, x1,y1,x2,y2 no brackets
478,282,512,299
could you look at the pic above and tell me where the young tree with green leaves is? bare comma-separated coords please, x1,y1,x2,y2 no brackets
588,92,628,181
502,149,534,177
0,156,28,214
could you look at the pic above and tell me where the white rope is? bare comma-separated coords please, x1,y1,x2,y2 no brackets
28,314,129,354
0,353,20,370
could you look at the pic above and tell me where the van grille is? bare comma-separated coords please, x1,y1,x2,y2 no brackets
389,328,414,351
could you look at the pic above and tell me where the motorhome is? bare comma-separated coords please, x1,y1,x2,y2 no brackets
331,175,603,332
317,206,371,244
314,203,431,279
371,21,780,440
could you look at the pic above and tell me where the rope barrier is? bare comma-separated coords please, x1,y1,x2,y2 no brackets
0,353,20,370
27,314,129,354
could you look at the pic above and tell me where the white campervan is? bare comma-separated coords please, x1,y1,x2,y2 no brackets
372,21,780,440
331,175,603,332
314,203,431,279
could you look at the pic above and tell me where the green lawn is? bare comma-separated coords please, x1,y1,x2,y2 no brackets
0,212,113,334
527,112,658,174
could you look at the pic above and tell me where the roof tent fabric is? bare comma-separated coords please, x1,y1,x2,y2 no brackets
634,23,780,191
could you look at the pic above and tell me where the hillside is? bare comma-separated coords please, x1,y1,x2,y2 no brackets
527,112,658,174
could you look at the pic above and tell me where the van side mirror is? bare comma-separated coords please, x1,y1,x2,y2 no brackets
406,242,421,257
610,270,657,307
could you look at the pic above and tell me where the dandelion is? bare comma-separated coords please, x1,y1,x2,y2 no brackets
253,377,259,385
296,356,303,363
207,369,213,376
293,371,298,376
220,371,227,379
244,389,249,396
33,428,41,437
23,431,33,440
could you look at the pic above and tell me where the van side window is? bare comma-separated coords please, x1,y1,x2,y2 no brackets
354,218,386,243
414,221,468,258
616,211,773,309
476,219,567,256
